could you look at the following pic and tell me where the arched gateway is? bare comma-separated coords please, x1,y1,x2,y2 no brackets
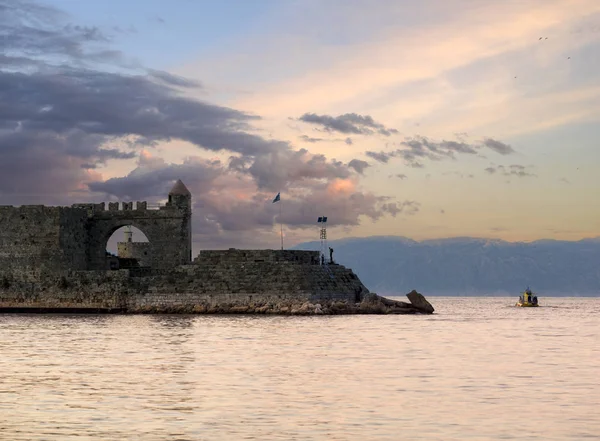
76,179,192,270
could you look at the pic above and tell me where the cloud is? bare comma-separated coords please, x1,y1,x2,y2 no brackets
443,171,475,179
365,151,393,163
90,153,415,240
0,2,292,195
0,0,412,246
482,138,515,155
484,164,536,177
380,200,420,217
505,164,536,178
298,112,399,136
395,136,478,166
298,134,323,143
0,1,284,206
146,69,202,88
559,177,571,184
364,135,515,167
242,148,356,191
0,2,123,67
348,159,370,174
298,134,355,145
391,173,407,179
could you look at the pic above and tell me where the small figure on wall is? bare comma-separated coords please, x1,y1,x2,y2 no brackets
329,247,334,264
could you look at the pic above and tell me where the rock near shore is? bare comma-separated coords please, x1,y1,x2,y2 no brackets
405,290,435,313
352,290,434,315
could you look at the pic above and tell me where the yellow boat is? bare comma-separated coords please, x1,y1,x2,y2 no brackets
516,287,539,307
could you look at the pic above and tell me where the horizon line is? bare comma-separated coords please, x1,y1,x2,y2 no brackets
294,234,600,245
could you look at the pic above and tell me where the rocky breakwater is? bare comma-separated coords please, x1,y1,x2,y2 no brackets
285,290,434,315
163,290,435,315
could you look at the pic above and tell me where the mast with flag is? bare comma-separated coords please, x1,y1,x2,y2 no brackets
272,192,283,250
318,215,328,264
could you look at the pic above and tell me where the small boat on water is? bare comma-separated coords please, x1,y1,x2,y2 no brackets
516,287,539,307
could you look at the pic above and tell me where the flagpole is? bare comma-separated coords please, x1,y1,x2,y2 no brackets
279,192,283,250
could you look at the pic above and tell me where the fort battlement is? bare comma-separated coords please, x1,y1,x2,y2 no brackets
1,200,163,212
71,201,152,213
69,200,186,214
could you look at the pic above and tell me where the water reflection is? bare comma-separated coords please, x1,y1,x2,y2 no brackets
0,297,599,440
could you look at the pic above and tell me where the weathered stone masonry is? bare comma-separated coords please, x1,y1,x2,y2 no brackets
0,249,371,313
0,180,396,314
118,242,152,267
0,180,191,277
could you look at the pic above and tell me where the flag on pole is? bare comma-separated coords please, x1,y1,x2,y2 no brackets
272,192,280,203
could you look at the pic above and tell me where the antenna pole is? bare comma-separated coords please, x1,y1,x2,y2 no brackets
279,194,283,250
318,215,327,264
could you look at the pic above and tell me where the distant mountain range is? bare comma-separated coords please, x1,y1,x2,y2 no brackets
293,236,600,296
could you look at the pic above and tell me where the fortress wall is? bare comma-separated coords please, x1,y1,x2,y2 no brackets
0,256,369,312
0,205,86,277
194,249,321,265
0,270,133,310
59,208,91,271
0,205,61,274
130,262,368,312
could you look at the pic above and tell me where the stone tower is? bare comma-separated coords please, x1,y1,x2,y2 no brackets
124,225,133,243
167,179,192,209
166,179,193,263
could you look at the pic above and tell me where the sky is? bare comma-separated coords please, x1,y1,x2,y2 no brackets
1,0,600,252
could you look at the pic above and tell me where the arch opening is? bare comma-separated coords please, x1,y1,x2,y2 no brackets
105,226,151,270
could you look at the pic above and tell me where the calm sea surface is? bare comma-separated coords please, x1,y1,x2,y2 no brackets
1,297,598,440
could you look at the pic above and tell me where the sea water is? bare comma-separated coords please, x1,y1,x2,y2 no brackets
1,297,598,440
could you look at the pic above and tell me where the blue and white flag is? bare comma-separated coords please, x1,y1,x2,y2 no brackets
272,192,281,203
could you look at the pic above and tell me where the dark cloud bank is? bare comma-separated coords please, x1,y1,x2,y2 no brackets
0,0,416,247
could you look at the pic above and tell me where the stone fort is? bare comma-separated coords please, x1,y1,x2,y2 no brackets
0,180,192,275
0,180,384,314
